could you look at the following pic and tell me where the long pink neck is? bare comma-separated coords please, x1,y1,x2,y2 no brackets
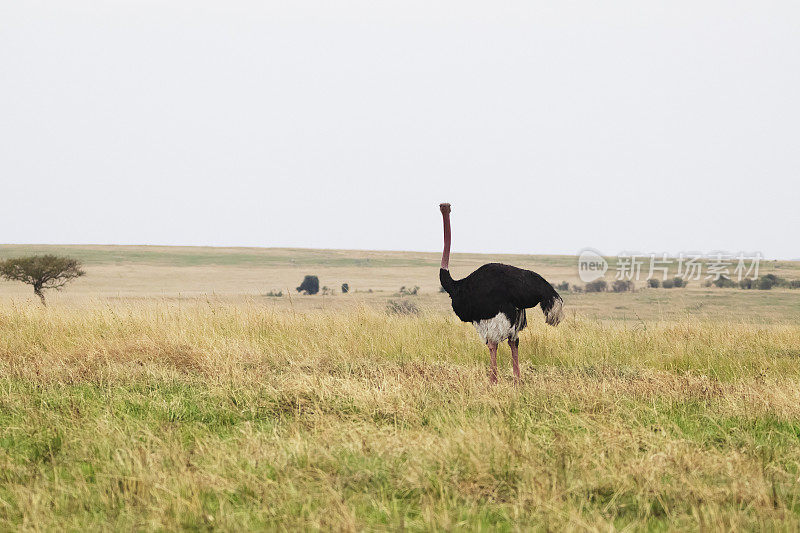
441,211,451,270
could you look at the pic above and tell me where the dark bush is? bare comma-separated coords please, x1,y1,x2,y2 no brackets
556,281,570,292
296,275,320,295
265,289,283,297
713,276,736,288
790,280,800,289
662,279,674,289
399,286,419,296
758,274,788,288
647,278,660,288
757,277,776,290
612,280,634,292
585,280,608,293
672,277,686,288
739,279,753,289
341,283,349,294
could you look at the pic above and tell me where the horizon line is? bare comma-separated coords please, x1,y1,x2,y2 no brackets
0,243,797,262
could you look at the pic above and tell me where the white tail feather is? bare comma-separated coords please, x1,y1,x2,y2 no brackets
544,296,563,326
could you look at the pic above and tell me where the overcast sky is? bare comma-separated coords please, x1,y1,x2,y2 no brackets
1,1,798,258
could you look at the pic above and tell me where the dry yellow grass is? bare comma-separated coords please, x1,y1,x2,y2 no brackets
2,300,800,530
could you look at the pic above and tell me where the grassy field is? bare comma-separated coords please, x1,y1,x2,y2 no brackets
1,245,800,530
1,244,799,322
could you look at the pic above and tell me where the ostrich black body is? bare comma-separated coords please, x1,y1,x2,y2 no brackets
439,263,562,327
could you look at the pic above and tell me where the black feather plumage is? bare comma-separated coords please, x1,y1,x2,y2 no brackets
440,263,562,327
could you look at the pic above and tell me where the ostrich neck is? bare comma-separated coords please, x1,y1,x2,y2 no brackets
441,212,451,270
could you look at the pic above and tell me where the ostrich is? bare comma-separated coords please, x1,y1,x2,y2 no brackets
438,203,563,382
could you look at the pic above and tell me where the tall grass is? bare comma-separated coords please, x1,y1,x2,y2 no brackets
1,302,800,530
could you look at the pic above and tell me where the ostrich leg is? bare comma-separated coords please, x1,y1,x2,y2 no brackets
509,338,520,380
488,342,499,383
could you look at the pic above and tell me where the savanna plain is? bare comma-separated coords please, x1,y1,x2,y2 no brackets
1,245,800,531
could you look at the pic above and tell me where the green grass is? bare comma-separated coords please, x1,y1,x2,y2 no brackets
1,303,800,530
2,373,800,530
0,244,438,268
1,245,799,529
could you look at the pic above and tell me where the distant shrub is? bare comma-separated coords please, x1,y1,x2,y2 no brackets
556,281,570,292
713,277,736,288
790,280,800,289
571,285,583,293
386,299,420,315
758,274,787,289
341,283,349,294
296,275,319,295
757,277,776,290
647,278,660,288
612,280,634,292
321,286,333,295
662,279,674,289
399,285,419,296
265,289,283,297
585,280,607,293
672,277,686,288
739,279,753,289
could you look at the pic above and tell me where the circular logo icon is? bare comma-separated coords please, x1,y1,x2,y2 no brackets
577,248,608,283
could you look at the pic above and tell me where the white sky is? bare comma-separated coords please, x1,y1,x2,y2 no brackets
1,1,798,258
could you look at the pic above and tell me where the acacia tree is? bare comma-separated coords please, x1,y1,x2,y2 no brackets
0,255,85,305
